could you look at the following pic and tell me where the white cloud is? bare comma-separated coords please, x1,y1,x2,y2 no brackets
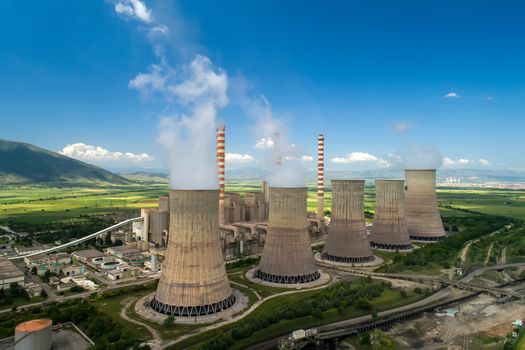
444,92,460,98
225,153,254,164
114,0,152,23
443,157,490,167
146,24,169,39
60,143,152,162
486,96,494,101
393,121,415,133
301,155,314,162
128,64,165,95
255,137,275,150
443,157,455,166
332,152,378,164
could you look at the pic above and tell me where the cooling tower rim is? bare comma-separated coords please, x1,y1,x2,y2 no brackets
404,169,437,172
168,188,219,192
267,186,307,191
331,179,365,183
375,179,404,184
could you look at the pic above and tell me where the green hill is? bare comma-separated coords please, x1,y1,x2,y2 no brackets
0,139,131,186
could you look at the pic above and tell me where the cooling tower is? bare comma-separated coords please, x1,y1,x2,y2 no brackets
405,169,446,241
324,180,374,262
370,180,413,251
317,134,325,220
255,187,320,283
151,190,235,316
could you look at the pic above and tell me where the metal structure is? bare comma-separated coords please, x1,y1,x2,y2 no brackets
323,180,374,263
370,180,413,251
151,190,235,316
256,187,320,284
217,124,226,226
9,217,142,260
405,169,446,241
317,134,325,220
15,319,52,350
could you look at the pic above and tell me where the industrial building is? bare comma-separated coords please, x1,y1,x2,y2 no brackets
0,258,24,289
256,187,320,284
151,190,235,316
323,180,374,263
405,169,446,241
370,180,413,251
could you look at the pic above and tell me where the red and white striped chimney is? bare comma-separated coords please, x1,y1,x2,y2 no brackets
317,134,325,220
217,124,226,225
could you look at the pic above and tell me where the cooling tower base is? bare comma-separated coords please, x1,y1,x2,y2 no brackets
254,269,321,284
410,235,445,242
371,241,413,251
324,253,375,264
150,294,236,317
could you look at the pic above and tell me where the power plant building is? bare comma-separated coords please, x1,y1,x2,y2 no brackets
151,190,235,316
256,187,320,284
404,169,446,241
15,319,52,350
370,180,413,251
323,180,374,262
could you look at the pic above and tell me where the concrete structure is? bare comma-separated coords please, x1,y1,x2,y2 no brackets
15,319,52,350
72,249,105,263
323,180,374,263
217,124,226,226
317,134,325,220
405,169,446,241
256,187,320,284
0,258,24,288
151,190,235,316
370,180,413,251
61,264,85,277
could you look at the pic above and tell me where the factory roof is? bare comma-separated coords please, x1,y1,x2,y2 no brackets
72,249,105,260
0,258,24,280
15,319,52,332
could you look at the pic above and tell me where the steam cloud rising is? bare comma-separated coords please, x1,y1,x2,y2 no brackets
388,143,443,170
155,56,228,189
237,90,305,188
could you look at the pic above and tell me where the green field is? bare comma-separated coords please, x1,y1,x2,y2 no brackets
2,182,524,224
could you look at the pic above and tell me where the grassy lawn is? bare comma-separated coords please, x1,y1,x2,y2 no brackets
227,265,296,298
170,285,425,350
0,295,46,311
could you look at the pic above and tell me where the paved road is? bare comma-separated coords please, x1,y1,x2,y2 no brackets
120,298,162,349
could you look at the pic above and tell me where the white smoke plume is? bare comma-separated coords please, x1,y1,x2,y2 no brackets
153,56,228,189
115,1,228,190
388,143,443,170
234,82,305,188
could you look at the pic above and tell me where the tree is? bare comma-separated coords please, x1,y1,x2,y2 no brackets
163,316,175,327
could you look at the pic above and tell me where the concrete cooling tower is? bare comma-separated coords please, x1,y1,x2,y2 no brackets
405,169,446,241
256,187,320,284
323,180,374,263
370,180,413,251
151,190,235,316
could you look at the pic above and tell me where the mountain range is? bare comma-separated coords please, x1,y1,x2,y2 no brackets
0,139,130,186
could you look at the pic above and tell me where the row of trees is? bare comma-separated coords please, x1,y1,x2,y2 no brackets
0,283,29,306
378,214,513,273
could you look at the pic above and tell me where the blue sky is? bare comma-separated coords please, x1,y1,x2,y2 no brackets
1,1,524,172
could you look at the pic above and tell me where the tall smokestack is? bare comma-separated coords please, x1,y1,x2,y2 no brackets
217,124,226,225
256,187,320,283
317,134,325,220
151,190,235,316
405,169,446,241
324,180,374,262
370,180,413,251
